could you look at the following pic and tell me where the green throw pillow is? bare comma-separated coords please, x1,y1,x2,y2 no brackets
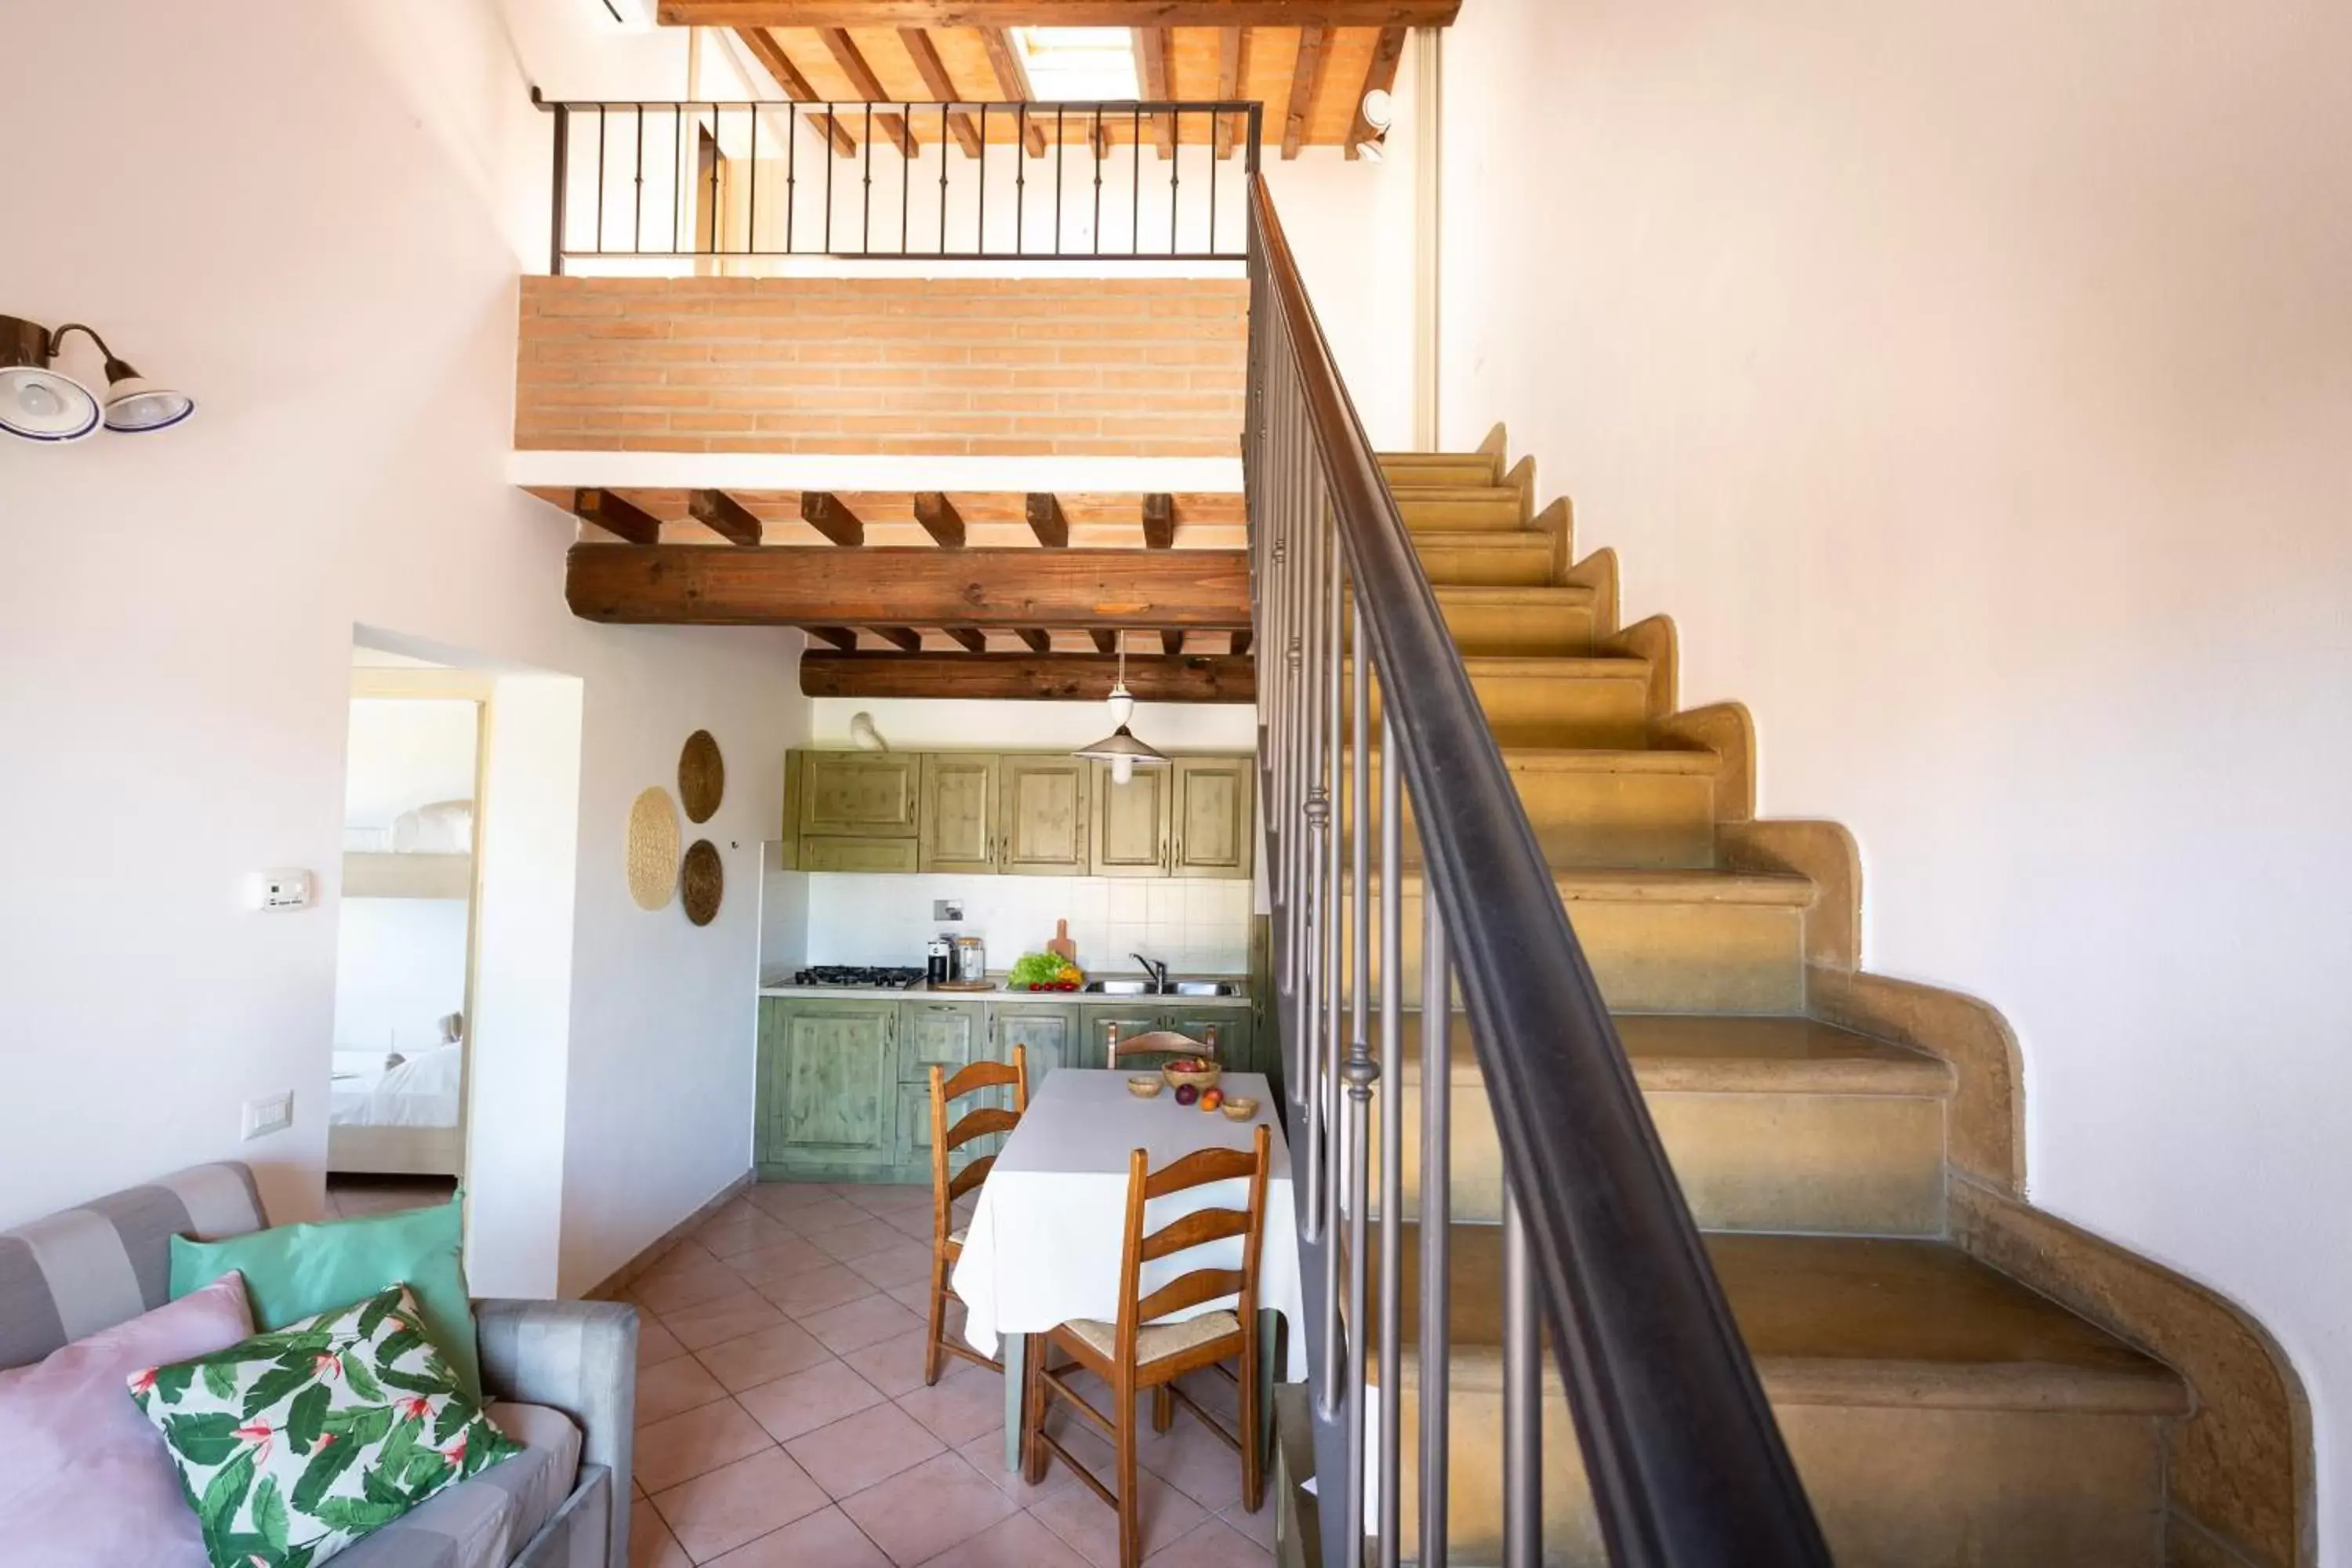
171,1195,481,1404
129,1283,520,1568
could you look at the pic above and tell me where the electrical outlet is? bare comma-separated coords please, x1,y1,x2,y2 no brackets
934,899,964,921
242,1093,293,1142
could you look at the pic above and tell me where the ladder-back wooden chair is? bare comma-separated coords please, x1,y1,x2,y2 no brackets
1105,1019,1220,1065
925,1045,1029,1387
1022,1123,1272,1568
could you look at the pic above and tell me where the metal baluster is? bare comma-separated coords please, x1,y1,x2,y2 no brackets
1378,723,1404,1566
1014,105,1025,253
1341,591,1377,1550
823,104,835,252
673,103,683,254
861,103,873,254
549,103,569,274
1419,897,1450,1568
1054,107,1065,254
938,105,949,255
1502,1178,1541,1568
976,104,987,253
1170,109,1181,255
595,105,607,255
1093,108,1105,255
633,104,644,253
1208,108,1218,256
1131,106,1142,253
1318,514,1345,1424
747,106,758,256
1298,433,1327,1247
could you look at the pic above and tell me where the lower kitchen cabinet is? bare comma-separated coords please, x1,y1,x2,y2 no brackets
1163,1006,1252,1069
758,998,898,1174
1081,1003,1254,1073
895,999,986,1168
989,1000,1081,1089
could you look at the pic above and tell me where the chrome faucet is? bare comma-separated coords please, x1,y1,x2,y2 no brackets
1131,953,1171,991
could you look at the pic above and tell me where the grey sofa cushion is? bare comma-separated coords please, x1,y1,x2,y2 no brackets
331,1401,582,1568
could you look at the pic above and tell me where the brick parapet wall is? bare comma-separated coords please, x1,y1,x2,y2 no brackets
515,275,1247,457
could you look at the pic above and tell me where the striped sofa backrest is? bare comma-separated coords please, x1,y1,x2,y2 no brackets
0,1163,268,1371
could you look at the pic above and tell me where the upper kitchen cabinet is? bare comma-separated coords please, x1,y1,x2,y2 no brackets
798,752,920,838
1091,761,1173,878
1171,757,1254,879
997,757,1091,875
919,753,997,873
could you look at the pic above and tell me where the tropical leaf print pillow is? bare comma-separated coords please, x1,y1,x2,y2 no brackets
128,1283,520,1568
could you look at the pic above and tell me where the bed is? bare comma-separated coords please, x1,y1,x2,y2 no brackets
329,1044,465,1176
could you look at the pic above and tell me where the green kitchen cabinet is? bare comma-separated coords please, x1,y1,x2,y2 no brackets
989,1000,1081,1090
798,837,920,873
1081,1004,1172,1069
1163,1007,1253,1073
1081,1002,1254,1074
1171,757,1254,879
919,753,998,873
764,998,898,1172
798,752,920,839
998,757,1091,875
898,999,986,1082
1091,760,1173,877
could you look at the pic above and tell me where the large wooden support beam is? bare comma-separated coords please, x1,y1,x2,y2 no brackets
977,27,1051,155
800,492,866,546
802,651,1255,702
1025,492,1069,548
899,29,985,155
688,488,764,546
734,27,858,155
669,3,1462,25
1283,25,1330,160
1231,629,1254,657
1142,492,1176,550
818,28,920,156
572,488,662,545
566,546,1251,627
913,491,965,548
1090,629,1118,655
1347,26,1406,158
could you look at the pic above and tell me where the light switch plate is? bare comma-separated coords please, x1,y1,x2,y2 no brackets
242,1092,293,1142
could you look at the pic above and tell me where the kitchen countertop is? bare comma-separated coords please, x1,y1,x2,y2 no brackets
757,973,1250,1005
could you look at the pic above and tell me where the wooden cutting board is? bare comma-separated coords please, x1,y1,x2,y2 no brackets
1047,920,1077,964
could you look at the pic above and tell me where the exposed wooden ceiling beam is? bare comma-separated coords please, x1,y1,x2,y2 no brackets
1025,492,1069,548
872,626,924,652
568,545,1251,626
1016,628,1053,653
1346,25,1406,159
818,29,919,156
1214,27,1249,159
898,28,985,156
734,27,859,155
572,487,662,545
808,626,859,651
944,627,988,652
800,492,866,546
1142,492,1176,550
1132,27,1174,158
668,3,1462,26
688,488,764,546
802,651,1255,702
1160,629,1185,656
1230,628,1253,657
913,491,965,548
976,26,1051,154
1283,25,1330,160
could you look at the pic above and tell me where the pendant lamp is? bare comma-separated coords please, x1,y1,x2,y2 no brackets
1073,632,1169,785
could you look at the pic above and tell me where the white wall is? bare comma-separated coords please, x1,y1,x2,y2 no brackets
344,699,480,829
0,1,806,1298
1435,0,2352,1548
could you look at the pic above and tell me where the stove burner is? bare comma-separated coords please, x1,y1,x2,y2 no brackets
794,965,927,989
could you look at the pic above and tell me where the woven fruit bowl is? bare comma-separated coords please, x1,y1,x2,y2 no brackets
1161,1057,1221,1094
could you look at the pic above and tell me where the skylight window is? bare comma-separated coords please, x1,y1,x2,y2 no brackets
1013,27,1141,103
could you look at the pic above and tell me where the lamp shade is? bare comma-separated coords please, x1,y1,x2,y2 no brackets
102,374,195,434
0,317,99,443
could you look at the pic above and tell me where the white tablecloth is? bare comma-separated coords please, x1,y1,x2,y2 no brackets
953,1069,1307,1380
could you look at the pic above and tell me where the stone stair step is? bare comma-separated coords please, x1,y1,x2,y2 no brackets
1352,655,1653,750
1410,530,1555,586
1396,486,1526,532
1367,1225,2184,1566
1433,585,1597,657
1348,746,1719,869
1379,451,1501,487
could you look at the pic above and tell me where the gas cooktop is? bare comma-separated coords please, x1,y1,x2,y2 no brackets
792,966,927,989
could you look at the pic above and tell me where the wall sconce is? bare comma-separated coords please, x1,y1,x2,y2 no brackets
1,315,195,443
1355,88,1395,162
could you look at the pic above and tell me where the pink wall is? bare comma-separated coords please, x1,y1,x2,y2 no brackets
1437,0,2352,1552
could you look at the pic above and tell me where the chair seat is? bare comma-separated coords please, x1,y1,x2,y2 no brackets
950,1225,968,1247
1064,1310,1241,1367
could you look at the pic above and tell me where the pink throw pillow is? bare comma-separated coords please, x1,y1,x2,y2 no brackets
0,1271,255,1566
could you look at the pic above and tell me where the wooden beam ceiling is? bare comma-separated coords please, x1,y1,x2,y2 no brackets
1016,628,1053,653
976,26,1051,155
898,28,985,155
1160,630,1185,656
1230,629,1253,656
1346,24,1405,158
913,491,965,548
872,626,924,651
1025,492,1069,549
734,27,859,154
1090,629,1118,655
1283,24,1330,159
808,626,859,651
1142,492,1176,550
566,546,1251,627
800,492,866,546
818,28,920,156
1214,26,1248,159
664,3,1462,24
1132,27,1174,158
802,651,1254,702
944,627,988,652
572,488,662,545
688,488,764,546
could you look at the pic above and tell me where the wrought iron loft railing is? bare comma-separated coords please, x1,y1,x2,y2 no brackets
1243,180,1835,1565
537,95,1260,270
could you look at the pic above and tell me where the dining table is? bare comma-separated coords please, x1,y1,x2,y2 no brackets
949,1067,1305,1472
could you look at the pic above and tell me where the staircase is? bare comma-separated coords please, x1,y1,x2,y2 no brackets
1352,441,2188,1566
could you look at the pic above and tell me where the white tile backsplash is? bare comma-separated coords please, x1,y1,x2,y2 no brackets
798,872,1254,975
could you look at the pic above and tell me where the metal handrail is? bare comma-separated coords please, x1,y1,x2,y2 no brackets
1245,178,1832,1564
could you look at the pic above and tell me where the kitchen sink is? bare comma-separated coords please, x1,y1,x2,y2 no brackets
1170,981,1241,996
1083,979,1161,995
1080,978,1243,996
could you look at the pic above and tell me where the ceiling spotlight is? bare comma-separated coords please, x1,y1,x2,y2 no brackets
0,316,194,442
1359,88,1395,133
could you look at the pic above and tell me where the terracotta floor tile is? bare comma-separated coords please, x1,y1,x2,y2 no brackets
768,1195,871,1234
801,1294,927,1356
662,1291,789,1352
637,1316,689,1370
894,1362,1005,1447
743,1184,818,1221
885,1210,944,1245
840,1325,938,1399
724,1237,833,1289
847,1240,938,1291
954,1431,1080,1508
839,1451,1022,1567
808,1216,916,1263
695,1211,797,1262
640,1239,726,1281
1137,1410,1245,1513
635,1264,760,1318
914,1509,1092,1568
650,1448,829,1563
1029,1466,1209,1567
784,1400,946,1498
1214,1499,1276,1552
635,1398,776,1493
636,1354,731,1426
705,1505,893,1566
760,1263,878,1319
735,1358,887,1443
1142,1515,1273,1567
694,1320,833,1392
630,1503,694,1568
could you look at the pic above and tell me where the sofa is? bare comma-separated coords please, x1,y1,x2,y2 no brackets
0,1162,635,1568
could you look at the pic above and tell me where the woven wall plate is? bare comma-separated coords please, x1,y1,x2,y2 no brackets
679,730,724,824
681,839,724,927
626,787,681,910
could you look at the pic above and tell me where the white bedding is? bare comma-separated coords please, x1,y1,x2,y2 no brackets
330,1044,462,1128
